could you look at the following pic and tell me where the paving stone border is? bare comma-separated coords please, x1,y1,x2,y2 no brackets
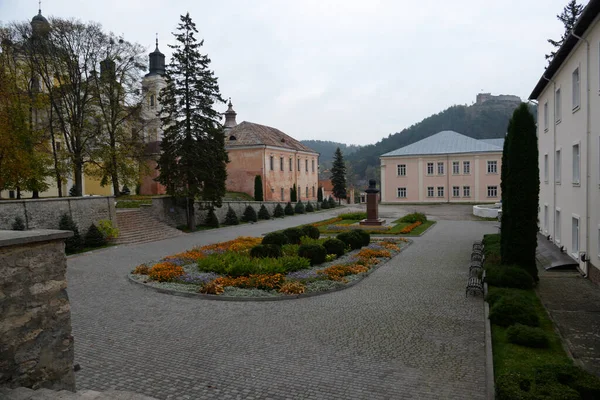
127,240,412,302
483,282,495,400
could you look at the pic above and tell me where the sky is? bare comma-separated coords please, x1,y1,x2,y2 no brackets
0,0,583,145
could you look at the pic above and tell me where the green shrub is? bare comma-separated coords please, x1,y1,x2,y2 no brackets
337,231,363,250
250,244,282,259
84,223,107,248
262,231,288,246
352,229,370,246
506,324,549,348
485,287,531,307
284,202,295,215
485,265,534,289
339,212,367,220
535,364,600,398
12,216,25,231
483,233,501,246
279,255,311,272
328,197,336,208
224,207,239,225
59,213,83,254
320,200,330,209
242,205,258,222
258,204,271,220
97,219,119,241
299,236,323,246
489,297,539,327
495,372,533,400
302,225,320,239
399,212,427,223
205,208,220,228
227,256,259,277
323,238,346,257
298,244,327,265
534,383,580,400
281,244,300,257
295,200,305,214
283,227,303,244
305,202,314,212
255,257,287,275
496,369,587,400
274,203,285,218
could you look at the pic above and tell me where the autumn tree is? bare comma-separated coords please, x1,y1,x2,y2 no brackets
546,0,584,61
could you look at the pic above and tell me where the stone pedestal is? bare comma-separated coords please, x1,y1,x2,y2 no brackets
360,180,384,226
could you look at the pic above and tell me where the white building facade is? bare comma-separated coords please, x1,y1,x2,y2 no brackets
530,0,600,284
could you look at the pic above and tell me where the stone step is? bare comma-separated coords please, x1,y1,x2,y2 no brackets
0,387,158,400
115,209,182,245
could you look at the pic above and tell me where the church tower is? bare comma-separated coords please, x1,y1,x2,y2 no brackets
141,36,166,143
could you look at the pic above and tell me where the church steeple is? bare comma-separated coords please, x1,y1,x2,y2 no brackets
147,34,165,76
224,98,237,130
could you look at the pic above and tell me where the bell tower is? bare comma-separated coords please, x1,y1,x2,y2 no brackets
141,35,166,143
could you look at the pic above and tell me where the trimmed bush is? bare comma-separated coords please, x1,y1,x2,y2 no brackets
97,219,119,241
283,227,304,244
339,212,367,220
205,208,220,228
284,202,295,215
274,203,285,218
59,213,83,254
12,216,25,231
242,205,258,222
301,225,320,240
328,196,336,208
535,364,600,398
250,244,283,259
262,231,288,246
298,244,327,265
224,207,239,225
323,238,346,257
399,212,427,223
84,223,107,248
506,324,549,348
279,255,311,272
305,201,314,212
337,231,363,250
485,265,534,289
485,288,532,307
495,372,533,400
352,229,370,246
320,200,330,209
258,204,271,220
489,297,539,327
294,200,305,214
317,187,324,202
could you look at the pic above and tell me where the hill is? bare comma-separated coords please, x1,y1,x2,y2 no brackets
300,140,361,164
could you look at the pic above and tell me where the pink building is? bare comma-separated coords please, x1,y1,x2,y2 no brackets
380,131,503,203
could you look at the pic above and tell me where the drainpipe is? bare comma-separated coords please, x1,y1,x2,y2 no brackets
446,154,450,203
542,74,557,248
571,32,590,277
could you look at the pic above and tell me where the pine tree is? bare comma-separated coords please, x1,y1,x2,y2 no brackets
284,202,295,215
291,184,297,202
59,214,83,254
331,147,347,204
224,207,239,225
274,203,285,218
328,196,336,208
156,13,228,231
546,0,584,62
317,187,324,202
85,223,107,248
501,104,539,282
294,200,305,214
242,205,257,222
305,201,314,212
254,175,263,201
205,207,220,228
500,119,513,263
258,204,271,220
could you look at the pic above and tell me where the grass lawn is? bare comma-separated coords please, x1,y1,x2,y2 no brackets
223,191,254,201
312,215,435,236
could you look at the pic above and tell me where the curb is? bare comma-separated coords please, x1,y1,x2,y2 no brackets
127,240,413,302
484,282,495,400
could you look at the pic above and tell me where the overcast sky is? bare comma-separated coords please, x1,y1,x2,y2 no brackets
0,0,582,145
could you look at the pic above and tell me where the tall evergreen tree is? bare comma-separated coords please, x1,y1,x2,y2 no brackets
291,184,297,202
317,186,323,202
500,119,513,263
546,0,584,62
331,147,347,204
156,13,228,231
254,175,263,201
501,104,540,281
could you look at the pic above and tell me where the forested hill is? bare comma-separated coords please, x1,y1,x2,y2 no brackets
300,140,361,164
346,99,534,182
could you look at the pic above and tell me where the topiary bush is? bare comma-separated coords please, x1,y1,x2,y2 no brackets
298,244,327,265
224,207,239,225
258,204,271,220
337,231,363,250
242,205,258,222
59,213,83,254
84,223,107,248
302,225,320,240
12,216,25,231
284,202,295,215
250,244,283,259
294,200,305,214
485,288,532,307
274,203,285,218
305,201,314,212
262,231,288,246
506,324,549,348
535,364,600,398
328,196,336,208
489,297,539,327
339,212,367,220
399,212,427,223
320,200,330,209
323,238,346,257
352,229,370,246
283,227,304,245
495,372,533,400
205,208,220,228
485,265,534,289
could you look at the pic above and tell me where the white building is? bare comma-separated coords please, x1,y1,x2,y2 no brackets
529,0,600,284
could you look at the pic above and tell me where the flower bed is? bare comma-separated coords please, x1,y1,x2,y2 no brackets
399,221,422,234
130,234,409,299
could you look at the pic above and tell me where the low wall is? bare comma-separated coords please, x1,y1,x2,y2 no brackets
473,205,501,219
0,196,116,232
0,230,76,391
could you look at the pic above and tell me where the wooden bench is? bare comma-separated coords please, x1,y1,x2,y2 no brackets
466,241,485,297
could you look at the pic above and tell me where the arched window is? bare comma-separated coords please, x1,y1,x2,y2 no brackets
229,135,237,141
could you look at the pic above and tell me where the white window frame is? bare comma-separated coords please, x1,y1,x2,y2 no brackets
555,87,562,123
555,149,562,183
463,161,471,175
427,163,434,175
463,186,470,197
452,161,460,175
572,142,581,185
437,186,444,198
555,208,561,244
427,186,434,197
452,186,460,197
397,187,407,198
437,162,444,175
572,67,581,111
572,215,580,259
487,186,498,198
397,164,406,176
544,153,549,183
487,160,498,174
544,101,549,132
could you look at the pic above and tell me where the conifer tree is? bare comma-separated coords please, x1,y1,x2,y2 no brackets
224,207,239,225
156,13,228,231
274,203,285,218
331,147,347,204
254,175,263,201
500,119,513,263
317,187,324,202
546,0,584,61
291,184,297,202
258,204,270,220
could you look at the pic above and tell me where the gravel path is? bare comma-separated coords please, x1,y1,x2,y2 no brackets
67,211,496,399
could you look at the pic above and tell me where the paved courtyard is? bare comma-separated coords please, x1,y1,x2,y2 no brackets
67,208,496,399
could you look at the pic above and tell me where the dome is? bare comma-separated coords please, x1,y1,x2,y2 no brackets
32,10,48,24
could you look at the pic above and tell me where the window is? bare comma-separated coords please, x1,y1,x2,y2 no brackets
555,209,561,243
487,160,498,174
427,187,434,197
298,159,301,171
544,154,549,182
487,186,498,197
544,205,549,232
437,162,444,175
281,188,284,201
544,101,549,131
312,159,315,173
452,186,460,197
270,156,274,171
280,157,284,171
555,88,562,122
437,186,444,197
427,163,434,175
572,67,580,110
463,186,470,197
572,217,580,257
289,158,293,171
305,159,308,172
312,186,315,197
463,161,470,175
397,187,407,198
452,161,459,175
572,144,580,184
397,164,406,176
150,94,155,107
306,186,309,197
555,150,561,183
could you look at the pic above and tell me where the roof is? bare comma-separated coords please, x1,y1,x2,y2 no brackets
319,180,333,191
380,130,503,157
225,121,317,154
480,138,505,148
530,0,600,99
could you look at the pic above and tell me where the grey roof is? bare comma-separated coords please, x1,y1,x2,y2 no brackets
480,138,505,148
381,130,503,157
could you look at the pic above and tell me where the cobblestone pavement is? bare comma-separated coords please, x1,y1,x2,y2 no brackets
67,209,495,399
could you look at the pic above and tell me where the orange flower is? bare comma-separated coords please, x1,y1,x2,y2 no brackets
400,221,422,234
132,264,150,275
148,262,185,282
279,281,306,295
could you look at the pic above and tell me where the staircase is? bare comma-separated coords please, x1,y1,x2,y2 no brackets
115,207,184,245
0,387,158,399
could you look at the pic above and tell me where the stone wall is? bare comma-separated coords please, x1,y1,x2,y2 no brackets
0,230,76,391
0,196,116,232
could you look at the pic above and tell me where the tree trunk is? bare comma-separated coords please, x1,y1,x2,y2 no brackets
16,186,21,199
74,159,83,196
110,134,120,197
186,197,195,231
32,191,39,199
49,107,62,197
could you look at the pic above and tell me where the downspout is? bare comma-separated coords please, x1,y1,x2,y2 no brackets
446,154,450,203
542,74,557,248
572,32,590,277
